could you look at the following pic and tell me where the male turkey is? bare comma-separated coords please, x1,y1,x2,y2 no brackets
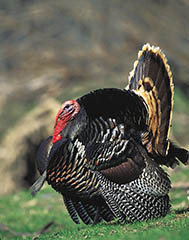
31,43,188,225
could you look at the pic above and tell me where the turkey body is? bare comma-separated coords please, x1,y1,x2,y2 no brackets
32,44,188,225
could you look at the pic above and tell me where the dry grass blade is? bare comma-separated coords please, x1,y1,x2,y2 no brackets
0,221,55,238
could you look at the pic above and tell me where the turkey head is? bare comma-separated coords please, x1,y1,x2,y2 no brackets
52,100,80,143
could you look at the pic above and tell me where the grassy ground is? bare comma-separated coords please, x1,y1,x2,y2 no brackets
0,166,188,240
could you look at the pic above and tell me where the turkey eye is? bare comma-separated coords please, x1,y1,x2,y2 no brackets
63,104,73,113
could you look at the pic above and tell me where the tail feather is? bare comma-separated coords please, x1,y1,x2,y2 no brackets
127,43,174,157
159,142,189,168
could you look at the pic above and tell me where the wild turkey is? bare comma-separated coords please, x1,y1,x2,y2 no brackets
31,43,188,225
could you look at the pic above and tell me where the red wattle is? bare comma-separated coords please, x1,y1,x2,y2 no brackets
52,134,62,144
52,120,67,143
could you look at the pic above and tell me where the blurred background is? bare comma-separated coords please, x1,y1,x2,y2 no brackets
0,0,188,195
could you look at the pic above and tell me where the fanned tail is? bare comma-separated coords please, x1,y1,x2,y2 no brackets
127,43,189,167
127,43,174,157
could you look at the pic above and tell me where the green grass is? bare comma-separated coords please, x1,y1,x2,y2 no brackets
174,89,189,114
0,166,188,240
171,89,189,147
